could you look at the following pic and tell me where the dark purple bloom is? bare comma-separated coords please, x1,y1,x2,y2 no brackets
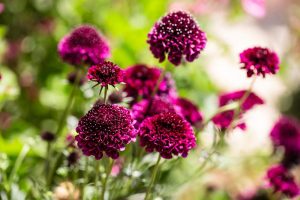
147,11,207,66
75,104,135,160
67,151,80,167
240,47,280,78
41,131,56,142
58,25,110,66
108,91,124,104
67,72,86,86
132,97,176,128
139,112,196,159
266,165,300,198
173,97,203,127
87,61,123,87
123,64,177,103
270,117,300,168
212,90,264,130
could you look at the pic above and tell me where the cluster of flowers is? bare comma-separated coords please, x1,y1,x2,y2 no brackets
266,117,300,197
57,12,209,160
53,9,298,199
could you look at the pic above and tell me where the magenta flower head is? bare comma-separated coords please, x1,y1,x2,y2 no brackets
139,112,196,159
173,97,203,127
132,97,176,128
87,61,123,87
124,64,177,103
240,47,280,78
148,11,207,66
270,116,300,168
212,90,264,130
75,104,135,160
58,25,110,66
266,165,300,198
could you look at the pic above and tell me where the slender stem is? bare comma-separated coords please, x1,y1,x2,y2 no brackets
103,86,108,104
46,69,81,188
200,102,240,130
80,157,89,200
101,159,114,200
8,145,30,185
44,142,50,182
94,160,101,199
144,155,161,200
55,69,80,137
227,76,257,132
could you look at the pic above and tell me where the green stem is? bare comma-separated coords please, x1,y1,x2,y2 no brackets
200,102,240,130
46,69,81,188
55,69,80,137
95,160,101,199
8,145,30,185
103,86,108,104
227,76,257,132
80,157,89,200
44,142,50,182
100,159,114,200
144,155,161,200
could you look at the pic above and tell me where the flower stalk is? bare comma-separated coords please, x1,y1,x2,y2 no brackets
144,155,161,200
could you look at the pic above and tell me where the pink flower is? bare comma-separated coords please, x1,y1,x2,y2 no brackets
139,112,196,159
147,11,207,66
240,47,280,78
75,104,135,160
58,25,110,66
266,165,300,198
87,61,123,87
212,90,264,130
242,0,266,18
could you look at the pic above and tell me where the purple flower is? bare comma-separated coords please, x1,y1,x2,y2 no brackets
212,90,264,130
266,165,300,198
147,11,207,66
75,104,136,160
67,151,80,167
240,47,280,78
139,112,196,159
58,25,110,66
123,64,177,103
173,97,203,127
41,131,56,142
108,91,124,104
132,97,176,128
67,72,86,86
87,61,123,87
270,117,300,168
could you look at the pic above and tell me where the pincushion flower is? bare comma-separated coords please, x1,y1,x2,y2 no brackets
58,25,110,66
266,165,300,198
139,112,196,159
173,97,203,127
240,47,280,77
132,97,176,128
270,116,300,168
41,131,56,142
75,104,135,159
147,11,207,66
212,90,264,130
124,64,177,103
87,61,123,87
